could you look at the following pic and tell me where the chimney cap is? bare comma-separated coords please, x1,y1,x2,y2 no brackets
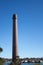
13,14,17,19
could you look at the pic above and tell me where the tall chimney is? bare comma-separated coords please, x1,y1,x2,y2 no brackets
12,14,18,62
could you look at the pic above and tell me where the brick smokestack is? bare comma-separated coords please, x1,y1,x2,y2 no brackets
12,14,18,62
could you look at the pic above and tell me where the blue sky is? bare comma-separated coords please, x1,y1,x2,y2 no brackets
0,0,43,58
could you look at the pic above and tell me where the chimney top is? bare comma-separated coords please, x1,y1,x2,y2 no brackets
13,14,17,19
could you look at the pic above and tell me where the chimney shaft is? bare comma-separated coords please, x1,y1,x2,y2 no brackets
12,14,18,62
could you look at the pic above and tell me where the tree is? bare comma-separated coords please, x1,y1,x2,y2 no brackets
0,47,3,65
0,47,3,53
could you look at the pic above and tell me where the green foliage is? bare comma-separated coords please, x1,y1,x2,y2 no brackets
10,59,21,65
0,58,5,65
0,47,3,65
13,59,21,65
